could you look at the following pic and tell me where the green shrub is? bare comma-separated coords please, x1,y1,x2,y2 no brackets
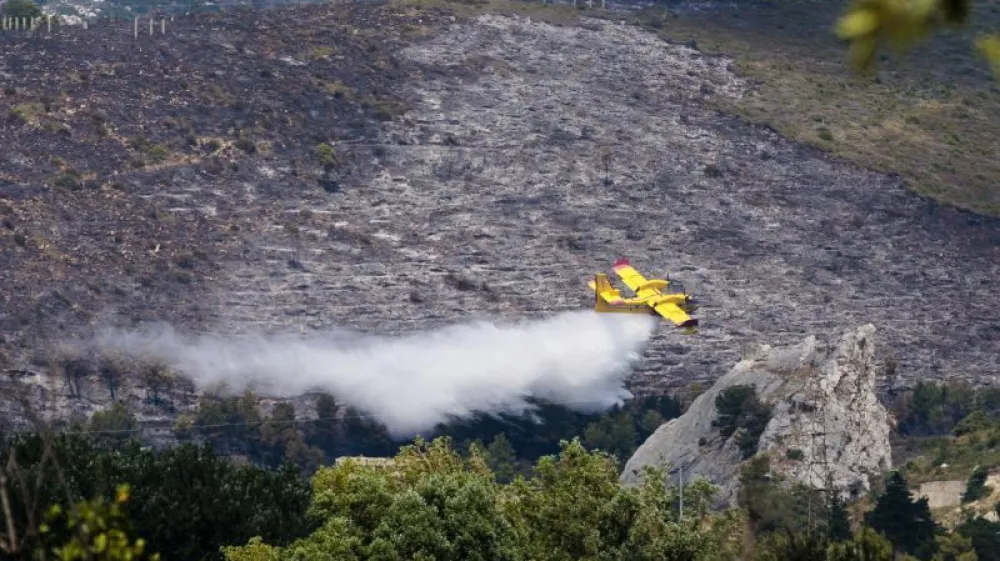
963,465,992,503
713,385,772,459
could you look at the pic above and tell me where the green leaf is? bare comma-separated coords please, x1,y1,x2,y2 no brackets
94,532,109,554
977,34,1000,79
836,9,880,39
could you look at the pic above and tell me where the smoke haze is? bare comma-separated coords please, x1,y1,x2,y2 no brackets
92,310,658,438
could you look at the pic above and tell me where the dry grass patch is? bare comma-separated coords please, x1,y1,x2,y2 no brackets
613,2,1000,216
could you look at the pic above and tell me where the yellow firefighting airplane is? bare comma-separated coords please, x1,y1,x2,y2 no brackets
588,258,699,334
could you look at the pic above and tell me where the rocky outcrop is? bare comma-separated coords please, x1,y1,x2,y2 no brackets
620,324,892,506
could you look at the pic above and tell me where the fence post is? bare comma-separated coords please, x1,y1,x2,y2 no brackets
161,18,165,34
149,17,153,35
134,16,139,39
47,14,51,33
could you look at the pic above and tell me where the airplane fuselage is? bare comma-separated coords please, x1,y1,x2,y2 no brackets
589,264,699,333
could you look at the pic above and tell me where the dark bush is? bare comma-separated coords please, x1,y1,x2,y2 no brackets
713,384,772,459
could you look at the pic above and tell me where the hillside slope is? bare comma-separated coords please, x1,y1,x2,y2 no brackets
1,2,998,422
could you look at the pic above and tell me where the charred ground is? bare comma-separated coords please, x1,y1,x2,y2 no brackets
0,0,998,426
0,3,425,354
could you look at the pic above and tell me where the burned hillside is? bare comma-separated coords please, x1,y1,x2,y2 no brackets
0,3,432,362
0,1,998,427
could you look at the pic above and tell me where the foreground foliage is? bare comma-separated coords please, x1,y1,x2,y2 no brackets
33,485,160,561
0,433,313,561
0,429,992,561
222,437,745,561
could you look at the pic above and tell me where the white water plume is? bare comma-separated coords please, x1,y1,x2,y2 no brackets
92,310,658,438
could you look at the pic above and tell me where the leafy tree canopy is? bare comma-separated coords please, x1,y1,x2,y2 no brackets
713,385,772,459
222,437,745,561
0,433,313,561
864,471,939,559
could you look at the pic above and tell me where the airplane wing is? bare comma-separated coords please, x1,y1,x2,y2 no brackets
654,301,697,328
612,258,668,298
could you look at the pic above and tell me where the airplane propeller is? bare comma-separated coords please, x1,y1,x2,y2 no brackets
673,277,699,313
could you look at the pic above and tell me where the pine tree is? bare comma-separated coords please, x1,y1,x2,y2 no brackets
962,465,991,503
486,433,518,483
864,471,938,558
827,492,853,542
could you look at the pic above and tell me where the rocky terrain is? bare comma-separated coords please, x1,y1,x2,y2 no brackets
1,1,998,427
621,324,892,505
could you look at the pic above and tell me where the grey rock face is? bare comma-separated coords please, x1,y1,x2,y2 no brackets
620,324,892,506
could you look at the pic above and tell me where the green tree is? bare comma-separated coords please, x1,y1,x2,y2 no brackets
753,530,828,561
34,485,161,561
87,403,139,443
0,433,314,561
259,402,323,472
637,409,664,437
713,385,772,459
893,382,977,437
737,455,827,538
485,433,517,484
865,471,938,559
339,407,396,457
827,493,854,543
931,531,978,561
223,437,746,561
956,517,1000,561
962,466,992,503
178,392,264,457
581,411,639,461
954,411,996,437
826,526,894,561
120,443,314,560
249,437,521,561
304,393,340,459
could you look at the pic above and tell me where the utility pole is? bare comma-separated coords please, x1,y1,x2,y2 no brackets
808,491,813,535
678,464,684,520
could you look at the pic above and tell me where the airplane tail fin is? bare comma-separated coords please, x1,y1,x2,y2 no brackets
590,273,616,312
